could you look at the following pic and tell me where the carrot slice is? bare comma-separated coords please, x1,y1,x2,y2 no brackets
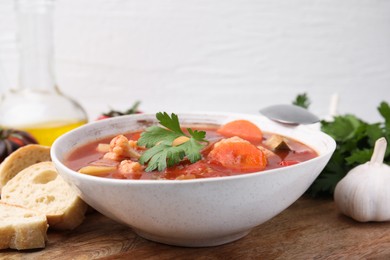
218,120,263,143
208,137,267,172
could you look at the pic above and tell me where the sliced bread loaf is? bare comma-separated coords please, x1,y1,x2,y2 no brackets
0,144,51,192
0,201,48,250
1,161,88,230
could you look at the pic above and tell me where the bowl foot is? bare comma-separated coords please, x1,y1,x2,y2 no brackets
133,229,251,247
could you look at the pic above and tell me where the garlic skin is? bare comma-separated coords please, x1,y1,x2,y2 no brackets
334,137,390,222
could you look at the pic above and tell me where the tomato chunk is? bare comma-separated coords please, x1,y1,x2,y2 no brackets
218,120,263,143
208,137,267,172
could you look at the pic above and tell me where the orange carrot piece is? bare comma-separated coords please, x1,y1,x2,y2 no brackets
217,120,263,143
208,137,267,172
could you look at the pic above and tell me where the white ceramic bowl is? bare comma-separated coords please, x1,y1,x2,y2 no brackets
51,113,335,247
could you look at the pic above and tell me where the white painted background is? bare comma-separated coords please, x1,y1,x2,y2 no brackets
1,0,389,122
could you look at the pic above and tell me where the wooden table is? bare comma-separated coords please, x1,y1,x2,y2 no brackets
2,196,390,259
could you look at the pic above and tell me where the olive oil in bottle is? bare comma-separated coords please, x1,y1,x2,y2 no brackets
0,0,87,145
20,121,87,146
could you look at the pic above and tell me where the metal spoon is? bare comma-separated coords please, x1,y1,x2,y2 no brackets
260,104,320,125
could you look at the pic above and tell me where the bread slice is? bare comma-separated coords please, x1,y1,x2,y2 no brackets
1,162,88,230
0,201,48,250
0,144,51,192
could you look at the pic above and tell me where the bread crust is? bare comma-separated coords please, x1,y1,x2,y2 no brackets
0,201,48,250
0,144,51,192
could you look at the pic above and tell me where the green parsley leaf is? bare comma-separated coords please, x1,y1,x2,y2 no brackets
137,112,208,172
139,144,186,172
187,128,207,142
378,101,390,123
139,144,170,171
321,115,362,142
345,149,373,165
138,126,180,147
156,112,185,135
366,123,383,146
181,138,204,163
292,93,311,109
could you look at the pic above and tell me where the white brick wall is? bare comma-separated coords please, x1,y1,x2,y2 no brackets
1,0,389,121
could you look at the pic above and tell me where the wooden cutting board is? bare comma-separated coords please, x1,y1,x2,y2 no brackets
2,196,390,259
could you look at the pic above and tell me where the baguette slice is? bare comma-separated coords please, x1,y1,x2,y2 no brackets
1,162,88,230
0,201,48,250
0,144,51,192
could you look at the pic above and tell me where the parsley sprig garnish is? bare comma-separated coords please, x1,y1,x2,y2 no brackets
137,112,208,172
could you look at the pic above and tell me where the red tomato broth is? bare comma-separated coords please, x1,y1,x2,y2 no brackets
64,126,318,180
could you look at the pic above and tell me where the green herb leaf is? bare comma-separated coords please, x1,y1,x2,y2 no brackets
321,115,362,142
187,128,207,142
139,144,169,171
378,101,390,123
292,93,310,109
137,126,180,148
366,123,383,146
181,138,204,163
137,113,208,172
156,112,185,135
345,149,373,165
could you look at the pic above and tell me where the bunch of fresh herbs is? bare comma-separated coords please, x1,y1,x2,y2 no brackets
293,94,390,197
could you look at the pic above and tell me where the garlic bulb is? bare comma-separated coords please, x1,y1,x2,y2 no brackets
334,137,390,222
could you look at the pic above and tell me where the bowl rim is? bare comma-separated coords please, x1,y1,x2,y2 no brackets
51,112,336,185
